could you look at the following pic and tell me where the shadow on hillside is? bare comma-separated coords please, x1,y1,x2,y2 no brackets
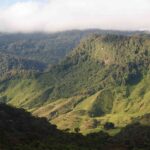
0,103,150,150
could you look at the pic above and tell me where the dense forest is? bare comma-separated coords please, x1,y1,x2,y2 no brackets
0,30,144,64
0,53,47,76
0,30,136,76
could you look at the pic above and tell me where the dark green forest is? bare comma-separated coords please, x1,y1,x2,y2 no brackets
0,29,144,64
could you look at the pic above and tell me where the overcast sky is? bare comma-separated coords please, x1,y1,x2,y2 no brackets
0,0,150,33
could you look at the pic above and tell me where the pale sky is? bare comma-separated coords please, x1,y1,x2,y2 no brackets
0,0,150,33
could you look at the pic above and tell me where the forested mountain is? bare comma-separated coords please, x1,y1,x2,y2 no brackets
0,53,47,76
0,29,143,65
1,103,150,150
0,33,150,134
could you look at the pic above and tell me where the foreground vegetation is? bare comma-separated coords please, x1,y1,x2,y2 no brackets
0,103,150,150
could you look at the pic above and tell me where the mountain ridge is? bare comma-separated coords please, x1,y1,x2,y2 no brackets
0,33,150,133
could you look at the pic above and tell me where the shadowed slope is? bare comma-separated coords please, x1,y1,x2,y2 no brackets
1,103,150,150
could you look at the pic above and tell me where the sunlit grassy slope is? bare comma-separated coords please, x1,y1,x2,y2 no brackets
0,34,150,133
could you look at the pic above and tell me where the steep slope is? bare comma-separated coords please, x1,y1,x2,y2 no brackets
0,103,58,150
0,34,150,133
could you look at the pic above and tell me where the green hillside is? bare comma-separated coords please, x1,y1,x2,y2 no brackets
0,34,150,133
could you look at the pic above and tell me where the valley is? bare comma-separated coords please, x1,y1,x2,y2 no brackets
0,31,149,134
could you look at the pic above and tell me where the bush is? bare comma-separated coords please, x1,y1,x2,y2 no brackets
104,122,115,130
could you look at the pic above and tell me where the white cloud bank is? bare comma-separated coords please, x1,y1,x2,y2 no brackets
0,0,150,33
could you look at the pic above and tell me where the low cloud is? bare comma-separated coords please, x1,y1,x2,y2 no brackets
0,0,150,33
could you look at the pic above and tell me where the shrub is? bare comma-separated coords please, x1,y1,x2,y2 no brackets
104,122,115,130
